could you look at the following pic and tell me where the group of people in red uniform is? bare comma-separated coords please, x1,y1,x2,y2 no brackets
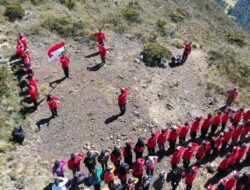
94,29,107,64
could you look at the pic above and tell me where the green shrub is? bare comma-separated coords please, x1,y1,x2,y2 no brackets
170,8,189,22
227,34,246,47
142,43,173,67
121,7,140,22
59,0,76,10
4,2,25,22
157,19,166,28
31,0,47,6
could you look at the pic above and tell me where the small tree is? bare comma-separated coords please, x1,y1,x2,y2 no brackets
4,2,25,22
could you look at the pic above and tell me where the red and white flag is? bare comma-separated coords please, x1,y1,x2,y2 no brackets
48,42,65,62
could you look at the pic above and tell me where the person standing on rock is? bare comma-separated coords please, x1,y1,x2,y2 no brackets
94,29,106,45
118,87,129,116
147,131,159,156
60,52,70,78
134,137,145,160
98,43,107,65
68,153,85,175
181,41,192,64
225,87,239,108
47,95,60,118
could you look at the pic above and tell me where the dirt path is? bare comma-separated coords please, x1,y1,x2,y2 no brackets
0,34,224,189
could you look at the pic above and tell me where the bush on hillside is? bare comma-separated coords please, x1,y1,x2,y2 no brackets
60,0,76,10
142,43,173,67
170,8,189,22
31,0,47,6
156,19,167,36
4,2,25,22
227,34,246,47
122,7,140,23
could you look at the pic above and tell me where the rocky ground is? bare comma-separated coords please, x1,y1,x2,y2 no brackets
0,32,247,190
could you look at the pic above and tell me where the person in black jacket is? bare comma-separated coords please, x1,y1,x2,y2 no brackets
84,151,99,174
12,126,25,144
97,149,109,171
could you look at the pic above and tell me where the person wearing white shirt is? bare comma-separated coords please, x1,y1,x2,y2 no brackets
52,177,68,190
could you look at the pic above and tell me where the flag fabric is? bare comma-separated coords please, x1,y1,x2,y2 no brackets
48,42,65,62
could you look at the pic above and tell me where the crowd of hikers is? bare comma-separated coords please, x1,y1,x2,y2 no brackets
9,32,250,190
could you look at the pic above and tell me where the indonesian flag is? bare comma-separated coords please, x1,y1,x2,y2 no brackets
48,42,65,62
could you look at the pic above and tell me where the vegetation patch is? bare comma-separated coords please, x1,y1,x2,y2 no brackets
170,8,189,22
31,0,47,6
121,7,140,23
142,43,173,67
59,0,76,10
207,81,226,95
4,2,25,22
227,34,246,47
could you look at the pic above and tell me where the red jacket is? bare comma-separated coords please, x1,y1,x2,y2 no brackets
228,153,237,165
183,42,192,55
196,145,205,159
16,43,25,57
98,45,107,57
111,151,122,163
182,144,198,161
202,117,212,129
28,77,38,92
185,166,198,184
118,88,129,105
222,130,232,143
234,111,243,123
147,133,159,148
19,35,27,47
47,96,59,110
228,88,239,100
168,129,179,141
95,32,106,44
236,146,247,160
243,110,250,121
214,136,223,149
222,112,230,124
68,153,84,172
134,143,144,153
213,114,222,126
219,158,229,169
29,87,38,101
171,146,185,164
205,141,212,151
191,119,202,132
60,56,70,69
157,130,168,144
133,158,145,176
232,127,242,140
225,177,237,189
179,125,190,138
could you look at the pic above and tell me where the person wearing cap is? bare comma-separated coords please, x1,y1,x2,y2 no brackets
221,127,233,150
210,111,222,136
52,160,67,177
98,43,107,64
52,176,68,190
134,137,145,160
190,116,202,140
226,87,239,108
103,165,115,188
68,153,85,175
233,108,244,127
201,113,213,138
60,52,70,78
147,131,159,156
218,154,230,176
110,146,122,167
28,85,38,110
145,156,158,176
47,95,60,118
84,150,99,174
221,108,231,132
118,87,129,116
157,128,168,154
123,141,133,166
182,143,198,170
97,149,109,171
184,166,199,190
181,41,192,64
168,126,179,151
171,146,185,169
94,29,106,44
179,122,190,144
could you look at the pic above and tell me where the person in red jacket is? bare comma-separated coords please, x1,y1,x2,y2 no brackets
171,146,185,169
181,41,192,64
243,109,250,125
184,166,198,190
60,52,70,78
221,108,231,132
147,131,159,156
18,33,27,48
233,108,244,127
110,146,122,167
239,124,248,143
218,153,230,176
168,126,179,151
221,127,233,150
68,153,85,175
226,87,239,108
196,141,206,163
228,148,238,167
123,141,133,167
182,143,198,170
201,113,213,138
157,128,168,154
118,87,129,116
47,95,60,118
225,171,239,190
190,116,202,140
98,44,107,64
235,143,247,165
230,125,242,147
210,111,222,136
212,133,223,154
132,158,145,181
28,85,38,110
134,137,145,160
27,75,38,93
179,121,190,144
94,29,106,44
245,146,250,163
